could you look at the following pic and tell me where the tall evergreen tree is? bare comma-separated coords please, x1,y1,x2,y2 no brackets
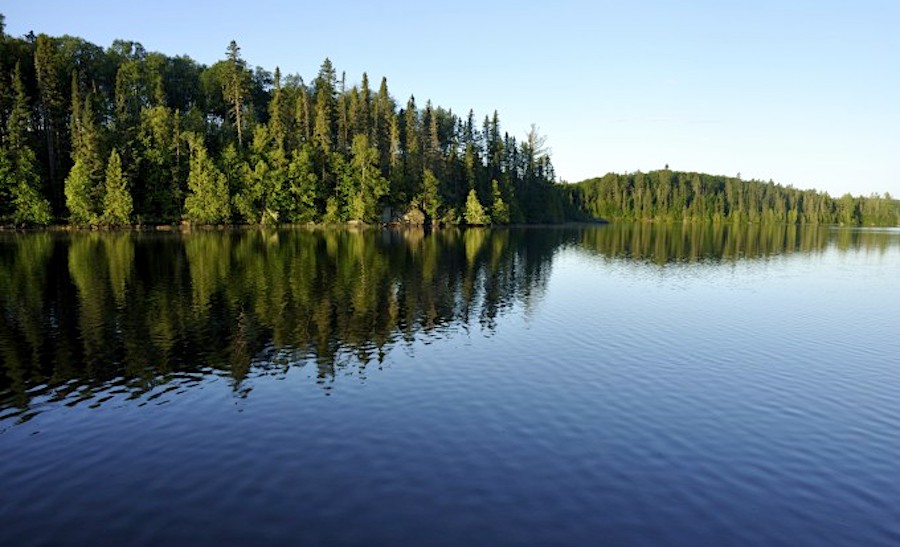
183,133,231,224
65,80,104,224
33,34,67,212
100,148,133,226
2,62,52,224
340,134,388,222
222,40,249,146
403,95,421,200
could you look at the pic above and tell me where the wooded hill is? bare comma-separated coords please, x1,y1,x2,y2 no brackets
1,15,896,228
0,16,569,227
568,170,899,226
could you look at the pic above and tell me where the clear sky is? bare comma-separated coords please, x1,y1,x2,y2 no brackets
5,0,899,197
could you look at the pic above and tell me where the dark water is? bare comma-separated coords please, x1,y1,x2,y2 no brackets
1,224,898,546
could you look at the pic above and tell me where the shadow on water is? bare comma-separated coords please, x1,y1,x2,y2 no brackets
1,224,896,417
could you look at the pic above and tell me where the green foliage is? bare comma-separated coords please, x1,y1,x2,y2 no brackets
3,62,52,225
285,144,321,222
570,170,899,227
0,26,681,228
11,176,53,225
464,189,490,225
137,105,184,221
421,169,442,224
66,81,105,224
100,149,133,226
184,134,231,224
64,158,97,224
340,134,389,222
491,180,509,225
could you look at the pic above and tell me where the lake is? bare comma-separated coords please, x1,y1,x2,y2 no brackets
1,224,898,546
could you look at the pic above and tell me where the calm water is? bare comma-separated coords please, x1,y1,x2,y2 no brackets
1,224,898,546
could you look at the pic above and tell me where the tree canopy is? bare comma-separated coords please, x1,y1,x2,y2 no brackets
0,20,569,226
0,17,895,227
569,170,900,227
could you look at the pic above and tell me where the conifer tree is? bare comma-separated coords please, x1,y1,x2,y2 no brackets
421,169,442,224
403,95,421,199
464,188,490,225
183,133,231,224
65,82,104,224
373,77,393,174
3,62,52,225
285,143,320,222
34,34,66,211
491,180,509,225
222,41,249,146
100,149,133,226
357,72,371,139
341,134,388,221
268,67,289,151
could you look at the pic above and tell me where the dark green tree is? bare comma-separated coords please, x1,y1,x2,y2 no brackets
2,63,52,225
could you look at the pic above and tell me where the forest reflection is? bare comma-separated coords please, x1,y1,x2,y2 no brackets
1,224,897,415
0,227,565,412
578,222,898,264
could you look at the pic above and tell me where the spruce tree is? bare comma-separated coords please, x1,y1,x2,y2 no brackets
491,180,509,224
464,188,490,225
184,133,231,224
65,81,105,224
100,149,133,226
342,134,387,222
4,62,52,225
422,169,442,224
223,41,249,146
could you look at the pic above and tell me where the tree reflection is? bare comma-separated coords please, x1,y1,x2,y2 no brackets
0,227,564,411
1,224,896,414
575,223,895,264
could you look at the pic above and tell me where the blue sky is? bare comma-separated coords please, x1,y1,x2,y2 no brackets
5,0,899,197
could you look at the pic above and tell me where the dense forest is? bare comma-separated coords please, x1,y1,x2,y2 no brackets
1,16,896,228
0,15,569,227
570,170,900,226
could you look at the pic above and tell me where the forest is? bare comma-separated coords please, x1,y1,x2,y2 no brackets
1,15,897,228
0,16,569,227
570,170,900,226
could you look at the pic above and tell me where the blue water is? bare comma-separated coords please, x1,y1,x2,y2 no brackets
1,225,898,545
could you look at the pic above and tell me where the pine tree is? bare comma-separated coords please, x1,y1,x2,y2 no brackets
357,72,371,139
491,180,509,224
421,169,442,224
222,41,249,146
184,133,231,224
403,95,421,199
373,77,393,175
34,34,66,211
268,67,290,151
65,82,104,224
341,134,388,222
285,143,320,222
100,149,133,226
3,62,52,225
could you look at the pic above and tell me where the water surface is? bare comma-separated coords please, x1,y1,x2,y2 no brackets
1,224,898,545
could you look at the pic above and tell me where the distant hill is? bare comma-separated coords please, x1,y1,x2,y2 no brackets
567,170,899,226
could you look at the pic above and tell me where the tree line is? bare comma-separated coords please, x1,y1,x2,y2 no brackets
0,16,570,227
569,170,900,226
